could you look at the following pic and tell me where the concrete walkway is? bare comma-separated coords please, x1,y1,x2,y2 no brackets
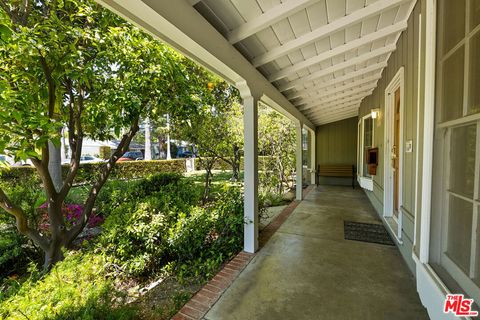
204,185,428,320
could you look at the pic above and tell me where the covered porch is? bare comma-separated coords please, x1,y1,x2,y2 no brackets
179,185,427,319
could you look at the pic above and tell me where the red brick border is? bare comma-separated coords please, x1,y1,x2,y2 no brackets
172,185,315,320
172,251,254,320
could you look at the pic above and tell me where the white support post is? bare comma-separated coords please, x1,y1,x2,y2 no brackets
296,122,303,200
310,129,316,185
243,95,259,253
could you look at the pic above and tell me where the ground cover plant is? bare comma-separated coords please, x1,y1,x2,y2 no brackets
0,173,245,319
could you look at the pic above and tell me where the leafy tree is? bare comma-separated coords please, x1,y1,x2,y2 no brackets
0,0,193,268
258,106,296,196
170,62,242,201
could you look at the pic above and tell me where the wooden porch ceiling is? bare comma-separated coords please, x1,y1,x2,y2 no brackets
191,0,416,125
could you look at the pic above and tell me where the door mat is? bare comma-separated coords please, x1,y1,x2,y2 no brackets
344,221,395,246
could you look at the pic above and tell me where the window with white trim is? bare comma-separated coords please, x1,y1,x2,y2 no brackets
357,114,374,191
430,0,480,304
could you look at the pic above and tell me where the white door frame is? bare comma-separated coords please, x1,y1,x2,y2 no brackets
384,67,405,240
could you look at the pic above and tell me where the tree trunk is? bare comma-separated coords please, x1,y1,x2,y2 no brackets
48,141,63,192
202,160,214,203
231,144,240,182
43,239,65,270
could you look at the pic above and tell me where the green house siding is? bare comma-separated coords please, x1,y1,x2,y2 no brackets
358,2,421,275
315,116,358,186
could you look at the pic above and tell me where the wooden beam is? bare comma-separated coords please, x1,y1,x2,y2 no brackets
304,100,362,116
299,89,372,111
252,0,410,67
228,0,319,44
287,62,386,99
308,108,360,121
278,44,395,92
293,75,381,104
311,110,359,123
296,82,378,106
268,21,406,81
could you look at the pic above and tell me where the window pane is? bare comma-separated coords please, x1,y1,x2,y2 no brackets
469,32,480,115
442,0,465,53
471,0,480,31
363,118,373,177
450,124,476,198
442,48,465,121
447,195,473,274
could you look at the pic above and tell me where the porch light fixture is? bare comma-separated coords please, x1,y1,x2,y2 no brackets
371,108,380,119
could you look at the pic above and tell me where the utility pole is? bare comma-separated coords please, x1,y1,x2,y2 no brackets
166,113,172,160
144,117,152,160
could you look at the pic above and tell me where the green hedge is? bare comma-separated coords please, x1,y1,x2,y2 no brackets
194,156,276,171
0,160,186,185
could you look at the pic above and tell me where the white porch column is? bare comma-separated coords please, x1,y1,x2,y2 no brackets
310,129,316,185
242,94,259,253
296,122,303,200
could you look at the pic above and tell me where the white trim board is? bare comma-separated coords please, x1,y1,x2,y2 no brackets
383,67,405,241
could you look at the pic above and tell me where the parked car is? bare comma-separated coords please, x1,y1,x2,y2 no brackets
177,150,193,158
80,155,104,163
118,151,144,161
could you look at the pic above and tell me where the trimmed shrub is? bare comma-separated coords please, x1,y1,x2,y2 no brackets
0,159,186,186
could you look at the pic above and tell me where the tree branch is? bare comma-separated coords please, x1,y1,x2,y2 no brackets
58,83,83,201
38,54,56,118
66,117,140,244
0,188,49,251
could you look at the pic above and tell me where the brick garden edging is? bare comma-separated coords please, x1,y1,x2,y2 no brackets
172,185,315,320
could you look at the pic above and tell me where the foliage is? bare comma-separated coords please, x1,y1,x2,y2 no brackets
97,174,202,277
0,252,137,320
0,160,187,186
170,63,243,199
258,106,297,196
167,186,244,281
0,228,39,281
0,0,199,268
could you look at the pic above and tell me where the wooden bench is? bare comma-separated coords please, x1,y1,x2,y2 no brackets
316,164,356,189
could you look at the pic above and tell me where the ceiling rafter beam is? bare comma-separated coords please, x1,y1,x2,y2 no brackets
299,89,373,111
293,75,381,104
304,99,362,116
278,44,395,92
304,100,361,116
310,112,359,124
307,103,361,118
252,0,410,67
228,0,319,44
287,62,386,99
315,115,359,125
296,82,378,106
310,111,360,124
268,21,406,81
303,101,363,116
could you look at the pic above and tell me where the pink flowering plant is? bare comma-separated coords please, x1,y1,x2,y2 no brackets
38,203,104,233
